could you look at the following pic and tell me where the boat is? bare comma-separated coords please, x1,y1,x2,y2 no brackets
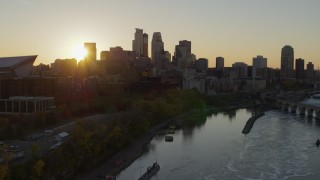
165,136,173,142
138,162,160,180
167,129,175,134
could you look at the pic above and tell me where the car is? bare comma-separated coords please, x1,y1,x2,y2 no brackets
50,142,62,150
44,130,54,134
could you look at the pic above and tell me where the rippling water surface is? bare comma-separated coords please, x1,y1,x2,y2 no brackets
118,104,320,180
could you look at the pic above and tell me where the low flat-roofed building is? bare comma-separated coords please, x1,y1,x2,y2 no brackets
0,96,55,115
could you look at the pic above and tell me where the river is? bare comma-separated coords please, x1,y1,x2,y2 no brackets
117,99,320,180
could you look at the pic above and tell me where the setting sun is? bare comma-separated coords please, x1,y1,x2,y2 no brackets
72,46,87,61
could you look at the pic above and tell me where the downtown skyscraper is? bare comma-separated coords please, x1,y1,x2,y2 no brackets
281,45,294,79
132,28,148,59
151,32,164,74
84,43,97,62
252,55,267,77
216,57,224,70
295,58,305,80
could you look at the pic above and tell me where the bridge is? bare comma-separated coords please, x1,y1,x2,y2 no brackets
277,99,320,120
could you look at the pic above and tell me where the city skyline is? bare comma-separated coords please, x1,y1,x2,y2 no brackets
1,0,320,69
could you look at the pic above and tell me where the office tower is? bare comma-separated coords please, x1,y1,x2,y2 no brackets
295,58,305,79
132,28,145,59
174,45,186,60
143,33,148,57
195,58,208,72
252,55,267,77
232,62,248,78
216,57,224,70
51,58,77,76
151,32,164,74
179,40,191,56
163,51,171,62
173,40,193,69
306,62,314,79
84,43,97,62
100,51,110,61
281,45,294,79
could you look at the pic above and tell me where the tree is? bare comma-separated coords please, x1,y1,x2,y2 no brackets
33,159,45,177
0,164,8,180
30,143,40,157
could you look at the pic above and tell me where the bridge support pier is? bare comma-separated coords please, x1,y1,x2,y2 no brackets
283,104,289,112
291,105,297,114
316,111,320,120
307,108,314,118
299,107,306,116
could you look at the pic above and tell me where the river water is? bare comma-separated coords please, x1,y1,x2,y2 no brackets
117,99,320,180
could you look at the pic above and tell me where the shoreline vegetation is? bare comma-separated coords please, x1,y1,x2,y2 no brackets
0,90,264,179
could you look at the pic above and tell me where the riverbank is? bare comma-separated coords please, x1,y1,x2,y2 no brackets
80,95,264,179
79,111,192,179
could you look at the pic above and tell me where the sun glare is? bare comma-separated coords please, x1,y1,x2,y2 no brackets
73,46,87,61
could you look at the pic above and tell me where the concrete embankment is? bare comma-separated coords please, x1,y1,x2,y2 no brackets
242,112,265,135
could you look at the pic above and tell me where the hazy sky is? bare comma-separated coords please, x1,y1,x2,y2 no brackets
1,0,320,68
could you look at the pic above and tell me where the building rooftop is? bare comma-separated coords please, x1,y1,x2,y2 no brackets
0,55,37,68
0,55,37,78
8,96,54,101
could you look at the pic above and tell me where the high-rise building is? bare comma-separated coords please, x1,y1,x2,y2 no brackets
100,51,110,61
132,28,145,59
173,40,193,69
179,40,191,56
281,45,294,79
143,33,148,57
51,58,77,76
195,58,208,72
84,43,97,62
232,62,248,78
306,62,315,79
163,51,171,62
216,57,224,70
295,58,305,80
174,45,187,66
151,32,164,74
252,55,267,77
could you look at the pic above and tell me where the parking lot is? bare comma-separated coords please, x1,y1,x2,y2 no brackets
1,129,68,164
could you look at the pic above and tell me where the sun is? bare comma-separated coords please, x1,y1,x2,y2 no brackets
73,46,87,61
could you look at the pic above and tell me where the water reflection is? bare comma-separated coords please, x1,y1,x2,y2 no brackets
118,108,320,180
182,128,194,142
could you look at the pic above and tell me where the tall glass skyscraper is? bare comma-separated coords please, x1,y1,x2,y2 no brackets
281,45,294,79
151,32,164,74
132,28,148,59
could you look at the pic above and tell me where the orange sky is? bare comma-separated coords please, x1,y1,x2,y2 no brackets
1,0,319,69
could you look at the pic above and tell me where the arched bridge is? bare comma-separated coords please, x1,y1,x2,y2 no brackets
277,99,320,120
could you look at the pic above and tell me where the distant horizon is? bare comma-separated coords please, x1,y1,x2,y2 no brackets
1,0,319,68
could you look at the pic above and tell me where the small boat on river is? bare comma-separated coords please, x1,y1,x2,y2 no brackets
138,162,160,180
165,136,173,142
